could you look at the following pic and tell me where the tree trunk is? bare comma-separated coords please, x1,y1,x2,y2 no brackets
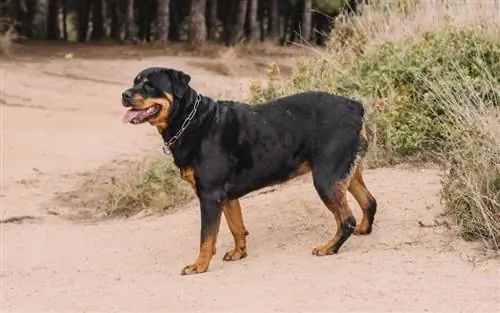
229,0,247,45
136,0,155,42
268,0,279,40
90,0,105,40
168,0,181,41
222,0,234,45
46,0,60,40
206,0,217,40
14,0,24,36
17,0,30,38
125,0,137,42
258,0,265,40
19,0,37,39
246,0,258,42
302,0,312,42
62,0,68,41
77,2,91,42
109,0,120,41
280,1,292,45
156,0,170,43
188,0,207,46
288,2,301,43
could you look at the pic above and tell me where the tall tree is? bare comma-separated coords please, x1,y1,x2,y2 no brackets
258,0,265,40
156,0,170,43
109,0,123,42
46,0,60,40
17,0,37,39
268,0,279,41
246,0,258,42
206,0,217,40
124,0,137,42
136,0,156,42
90,0,105,40
302,0,312,41
228,0,247,45
61,0,68,41
188,0,207,46
168,0,183,41
77,2,91,42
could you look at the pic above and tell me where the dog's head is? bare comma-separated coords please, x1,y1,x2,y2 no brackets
121,67,191,126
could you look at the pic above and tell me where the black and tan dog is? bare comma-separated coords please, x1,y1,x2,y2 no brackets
121,67,378,275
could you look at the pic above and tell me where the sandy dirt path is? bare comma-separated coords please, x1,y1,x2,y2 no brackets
1,53,498,312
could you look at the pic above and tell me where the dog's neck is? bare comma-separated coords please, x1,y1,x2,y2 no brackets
160,88,205,154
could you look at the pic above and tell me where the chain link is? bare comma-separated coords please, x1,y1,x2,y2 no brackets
162,94,202,155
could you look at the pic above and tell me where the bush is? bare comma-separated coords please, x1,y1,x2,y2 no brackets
436,77,500,248
101,158,193,217
249,0,500,248
53,157,193,219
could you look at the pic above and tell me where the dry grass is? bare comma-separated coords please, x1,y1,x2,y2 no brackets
52,157,193,219
433,70,500,248
0,23,17,57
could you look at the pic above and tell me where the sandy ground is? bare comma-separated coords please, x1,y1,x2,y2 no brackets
1,47,499,312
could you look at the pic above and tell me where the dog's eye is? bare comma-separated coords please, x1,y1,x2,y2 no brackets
143,83,154,91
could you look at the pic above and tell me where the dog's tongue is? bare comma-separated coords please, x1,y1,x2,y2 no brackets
123,109,143,123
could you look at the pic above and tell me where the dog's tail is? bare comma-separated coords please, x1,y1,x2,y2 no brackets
357,118,369,158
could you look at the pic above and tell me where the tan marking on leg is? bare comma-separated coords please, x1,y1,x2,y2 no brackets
312,179,353,256
180,167,196,190
181,230,217,275
312,201,343,256
222,199,249,261
349,163,376,235
212,217,221,255
312,161,359,256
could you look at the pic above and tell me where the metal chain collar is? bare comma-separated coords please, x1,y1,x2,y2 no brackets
162,94,202,155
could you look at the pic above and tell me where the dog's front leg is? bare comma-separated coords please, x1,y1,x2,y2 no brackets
181,190,224,275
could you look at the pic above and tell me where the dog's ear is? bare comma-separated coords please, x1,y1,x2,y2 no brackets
165,69,191,98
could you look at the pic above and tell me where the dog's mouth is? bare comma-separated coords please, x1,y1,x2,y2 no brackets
122,104,162,124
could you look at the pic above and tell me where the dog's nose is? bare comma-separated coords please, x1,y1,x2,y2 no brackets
122,90,133,104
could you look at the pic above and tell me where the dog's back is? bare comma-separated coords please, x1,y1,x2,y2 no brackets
222,91,366,199
254,91,364,138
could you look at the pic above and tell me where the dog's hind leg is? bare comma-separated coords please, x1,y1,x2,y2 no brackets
222,199,250,261
311,152,358,256
348,162,377,235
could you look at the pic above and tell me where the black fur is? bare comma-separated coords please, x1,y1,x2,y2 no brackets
122,67,374,273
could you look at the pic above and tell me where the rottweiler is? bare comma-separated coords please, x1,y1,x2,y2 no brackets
121,67,378,275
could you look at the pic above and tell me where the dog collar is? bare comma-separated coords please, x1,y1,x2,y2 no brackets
162,94,202,155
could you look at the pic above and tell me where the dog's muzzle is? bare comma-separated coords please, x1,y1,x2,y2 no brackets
122,90,134,107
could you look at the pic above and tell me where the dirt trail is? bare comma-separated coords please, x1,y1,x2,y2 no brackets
1,51,499,312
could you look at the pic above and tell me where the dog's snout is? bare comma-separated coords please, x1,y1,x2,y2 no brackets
122,90,133,105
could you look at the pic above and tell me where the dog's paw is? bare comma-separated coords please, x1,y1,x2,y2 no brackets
352,221,372,236
223,249,247,261
312,244,336,256
181,263,209,275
